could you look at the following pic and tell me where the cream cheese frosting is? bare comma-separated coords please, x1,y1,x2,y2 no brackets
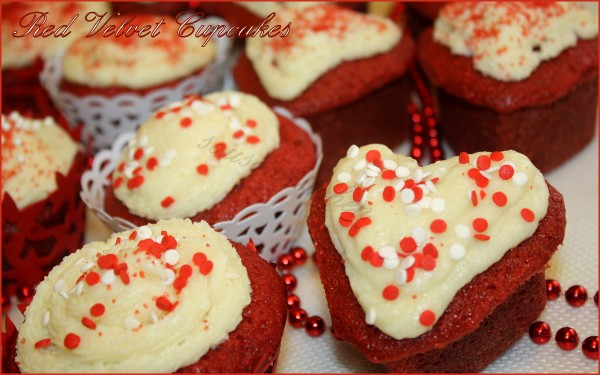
434,2,598,81
238,1,328,17
62,14,216,89
2,2,111,70
1,112,78,210
112,91,280,220
245,5,401,100
325,145,549,340
16,219,252,373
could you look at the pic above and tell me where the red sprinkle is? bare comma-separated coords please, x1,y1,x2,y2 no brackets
471,190,479,206
129,231,138,240
521,208,535,222
430,219,447,233
97,254,118,269
81,317,96,330
113,177,123,188
421,256,436,271
369,253,384,267
472,218,488,232
133,148,144,160
366,150,381,163
419,310,436,326
34,339,51,349
127,175,144,189
90,303,105,317
474,234,491,241
156,296,173,311
146,157,158,171
180,117,192,128
348,217,372,237
179,264,193,278
247,135,260,144
352,187,364,202
196,164,209,175
246,119,257,128
199,260,214,275
85,272,100,286
192,252,208,267
476,155,491,170
382,170,396,180
161,235,178,249
458,152,470,164
173,276,188,290
382,285,399,301
161,196,175,208
233,130,244,138
361,246,374,261
399,237,417,253
422,243,438,258
490,151,504,161
499,165,515,180
383,186,396,202
493,192,508,207
214,142,227,160
64,333,80,350
333,183,348,194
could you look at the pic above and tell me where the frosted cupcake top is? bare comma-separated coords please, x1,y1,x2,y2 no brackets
325,145,549,340
16,219,252,373
238,1,328,17
246,5,401,100
434,2,598,81
2,2,111,70
62,14,216,89
1,112,78,210
112,91,280,220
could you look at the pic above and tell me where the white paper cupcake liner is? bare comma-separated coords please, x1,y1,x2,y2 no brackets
39,17,233,153
81,107,323,263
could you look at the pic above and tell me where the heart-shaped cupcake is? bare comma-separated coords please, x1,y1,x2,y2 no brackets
323,144,549,340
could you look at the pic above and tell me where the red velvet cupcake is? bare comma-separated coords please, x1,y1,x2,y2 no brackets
9,219,286,373
418,2,598,172
234,5,415,185
2,112,86,298
307,144,566,372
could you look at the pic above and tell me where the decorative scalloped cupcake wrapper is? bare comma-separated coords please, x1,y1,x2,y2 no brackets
81,107,323,263
2,153,87,298
39,17,233,153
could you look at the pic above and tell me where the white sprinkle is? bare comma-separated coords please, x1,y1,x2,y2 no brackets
229,116,242,131
384,257,400,270
412,227,428,244
59,291,69,300
13,138,22,147
360,190,369,206
422,171,432,179
69,285,78,295
413,169,424,183
16,155,25,164
362,177,376,187
405,204,421,216
513,172,528,186
450,244,466,260
418,196,432,209
353,159,366,171
32,122,40,130
162,269,175,285
455,224,471,239
43,117,53,126
137,226,152,239
163,249,180,266
467,188,473,201
396,269,408,284
355,174,367,185
501,161,516,169
54,279,66,292
378,246,397,259
383,159,398,170
124,318,141,330
229,94,241,107
346,145,359,158
393,179,405,191
225,272,240,279
431,198,446,213
150,313,159,324
76,282,84,296
395,166,410,178
420,185,430,196
144,146,154,155
425,180,436,192
128,147,135,160
400,189,415,204
480,170,492,179
101,270,116,285
365,308,376,325
365,168,379,177
401,256,416,269
337,172,351,183
74,258,84,266
42,311,50,326
366,164,382,173
138,135,148,147
487,166,500,173
80,262,94,273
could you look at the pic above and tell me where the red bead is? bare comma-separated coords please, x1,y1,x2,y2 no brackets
277,254,295,272
305,316,326,337
545,279,561,301
290,247,308,266
529,321,552,344
2,294,10,313
555,327,579,351
582,336,598,360
594,291,598,306
288,308,307,329
16,285,34,303
286,294,300,310
565,285,588,307
282,274,297,292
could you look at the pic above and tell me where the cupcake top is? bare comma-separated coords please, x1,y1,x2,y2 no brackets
245,5,401,100
1,112,78,210
2,2,111,70
324,145,549,340
238,1,328,17
62,14,216,89
16,219,252,373
111,91,280,220
434,2,598,81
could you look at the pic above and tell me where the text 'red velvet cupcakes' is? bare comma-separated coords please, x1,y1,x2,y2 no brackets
84,91,320,260
1,2,111,115
307,144,566,372
2,112,86,298
418,2,598,172
234,5,415,185
7,219,286,373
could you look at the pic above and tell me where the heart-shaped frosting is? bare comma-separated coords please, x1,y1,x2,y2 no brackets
112,91,280,220
324,145,549,340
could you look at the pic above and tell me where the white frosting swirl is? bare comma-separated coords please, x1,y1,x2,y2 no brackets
62,14,216,89
245,5,401,100
1,112,78,209
325,145,549,339
112,91,280,220
434,2,598,81
2,2,111,70
17,219,251,373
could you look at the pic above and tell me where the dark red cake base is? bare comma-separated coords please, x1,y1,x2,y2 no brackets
307,182,565,371
104,113,317,226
